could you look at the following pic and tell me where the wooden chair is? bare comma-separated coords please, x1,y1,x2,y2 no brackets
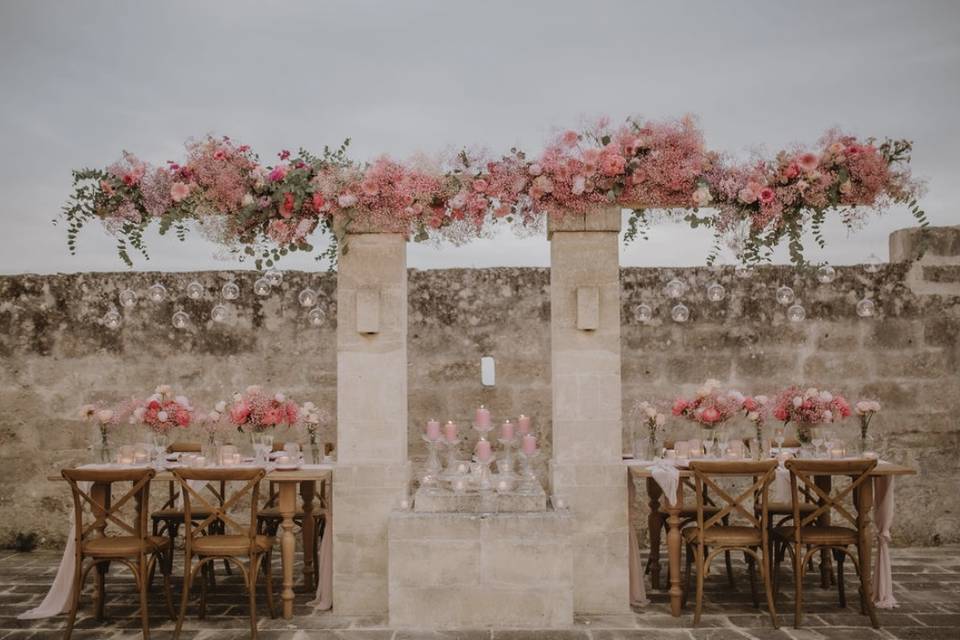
682,460,779,628
772,459,879,629
61,467,175,640
256,478,328,590
150,442,230,584
172,467,276,640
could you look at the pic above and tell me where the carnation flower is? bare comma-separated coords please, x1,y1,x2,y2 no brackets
170,181,191,203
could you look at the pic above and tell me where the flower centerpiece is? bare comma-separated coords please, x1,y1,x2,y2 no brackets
672,379,739,455
228,385,299,435
130,386,193,455
854,400,881,454
196,400,229,457
630,400,666,460
300,402,332,464
740,394,770,460
772,386,851,448
81,403,117,463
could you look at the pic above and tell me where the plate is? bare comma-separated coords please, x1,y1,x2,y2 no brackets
274,463,300,471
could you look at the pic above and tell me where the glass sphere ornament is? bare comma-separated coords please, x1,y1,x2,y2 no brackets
298,288,318,308
633,303,653,323
253,278,272,297
147,283,167,303
118,289,138,308
102,310,122,330
735,265,754,279
816,265,836,284
670,303,690,323
664,278,686,299
775,286,795,306
706,282,726,302
864,254,883,274
308,307,326,327
186,281,204,300
787,303,806,322
856,298,876,318
221,282,240,300
210,304,228,323
264,268,283,287
171,311,190,330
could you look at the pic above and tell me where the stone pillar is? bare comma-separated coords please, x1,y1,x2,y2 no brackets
548,207,630,613
333,229,410,613
890,225,960,297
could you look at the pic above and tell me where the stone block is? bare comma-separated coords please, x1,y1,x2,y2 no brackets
413,485,547,513
890,225,960,262
576,286,600,330
356,287,381,334
547,207,622,236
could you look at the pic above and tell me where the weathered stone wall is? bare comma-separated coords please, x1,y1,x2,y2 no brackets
1,226,957,548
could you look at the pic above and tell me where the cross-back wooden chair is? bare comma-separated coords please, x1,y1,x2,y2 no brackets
772,458,879,629
150,442,231,585
683,460,779,628
256,478,328,589
172,467,276,640
61,467,175,640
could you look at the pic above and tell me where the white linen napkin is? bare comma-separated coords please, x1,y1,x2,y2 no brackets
650,459,680,507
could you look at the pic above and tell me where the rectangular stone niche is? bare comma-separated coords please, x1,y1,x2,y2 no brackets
388,511,574,628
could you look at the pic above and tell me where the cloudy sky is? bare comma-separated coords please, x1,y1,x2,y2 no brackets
1,0,957,274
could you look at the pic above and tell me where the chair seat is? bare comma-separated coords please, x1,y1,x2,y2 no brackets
151,507,213,521
767,501,818,515
192,534,274,556
82,535,170,557
772,525,858,546
683,525,762,546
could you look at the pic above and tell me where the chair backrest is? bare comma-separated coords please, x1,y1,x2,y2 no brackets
173,467,266,546
784,459,877,533
688,460,778,536
168,441,202,454
62,467,155,546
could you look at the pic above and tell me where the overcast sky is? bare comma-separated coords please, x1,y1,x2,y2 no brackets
1,0,957,274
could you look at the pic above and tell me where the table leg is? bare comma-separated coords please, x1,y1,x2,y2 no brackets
815,475,832,588
278,481,296,619
646,477,663,590
300,480,317,591
667,482,684,617
857,478,875,607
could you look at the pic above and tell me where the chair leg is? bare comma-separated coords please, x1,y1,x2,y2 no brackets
94,563,108,621
173,556,193,640
760,549,779,629
857,543,880,628
264,551,277,619
249,557,259,640
793,547,804,628
158,553,176,620
693,546,706,627
724,550,735,588
199,560,208,620
682,543,692,609
834,548,847,608
138,557,151,640
746,551,759,608
63,559,84,640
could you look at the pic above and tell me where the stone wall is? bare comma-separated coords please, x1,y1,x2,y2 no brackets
1,226,958,547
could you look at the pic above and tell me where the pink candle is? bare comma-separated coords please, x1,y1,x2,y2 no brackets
476,405,491,428
501,420,514,441
426,419,441,441
444,421,458,443
517,414,531,435
522,433,537,455
475,439,492,462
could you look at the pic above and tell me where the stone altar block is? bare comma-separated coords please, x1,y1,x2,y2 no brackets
388,509,573,628
413,483,546,513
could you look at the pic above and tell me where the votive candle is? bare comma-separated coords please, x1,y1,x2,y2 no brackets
426,419,441,441
444,421,458,443
476,405,491,428
501,420,514,441
517,414,531,435
522,433,537,456
476,439,492,462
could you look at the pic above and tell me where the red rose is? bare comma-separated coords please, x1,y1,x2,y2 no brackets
148,400,161,411
773,406,788,422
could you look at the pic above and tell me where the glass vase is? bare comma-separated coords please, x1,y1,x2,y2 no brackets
797,424,815,457
309,437,323,464
92,425,112,464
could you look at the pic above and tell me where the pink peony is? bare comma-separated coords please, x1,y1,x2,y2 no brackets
738,187,757,204
701,407,721,424
170,182,191,202
671,398,688,416
797,152,818,173
230,402,251,425
599,152,626,177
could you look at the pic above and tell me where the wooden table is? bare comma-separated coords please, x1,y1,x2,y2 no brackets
627,460,915,617
49,465,333,619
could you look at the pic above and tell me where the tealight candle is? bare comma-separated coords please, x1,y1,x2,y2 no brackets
476,405,491,428
521,433,537,456
501,420,514,441
426,419,441,441
444,421,458,443
517,414,531,435
830,448,844,459
497,479,509,492
476,439,492,462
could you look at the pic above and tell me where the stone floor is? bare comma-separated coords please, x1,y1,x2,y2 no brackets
0,547,958,639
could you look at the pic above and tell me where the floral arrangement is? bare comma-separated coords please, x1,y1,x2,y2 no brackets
130,385,193,435
60,116,926,269
772,386,851,444
671,379,739,428
855,399,881,450
631,400,666,457
739,394,770,457
227,385,299,433
300,402,332,444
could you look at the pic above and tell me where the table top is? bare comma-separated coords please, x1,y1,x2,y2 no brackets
624,458,916,477
47,463,334,483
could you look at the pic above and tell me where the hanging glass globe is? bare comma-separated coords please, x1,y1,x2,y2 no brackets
221,282,240,300
816,265,836,284
787,304,806,322
864,254,883,274
664,278,686,299
210,304,228,323
856,298,876,318
735,265,754,279
264,268,283,287
670,303,690,323
147,283,167,303
118,289,138,308
171,311,190,330
633,303,652,323
102,310,122,330
706,283,726,302
308,307,326,327
775,286,795,306
186,281,204,300
253,278,272,297
298,288,318,307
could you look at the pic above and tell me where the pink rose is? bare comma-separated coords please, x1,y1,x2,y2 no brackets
561,130,579,147
230,402,251,425
758,187,776,205
701,407,721,424
311,192,326,211
170,182,191,202
671,398,688,416
528,163,543,177
797,152,818,173
268,165,289,182
472,179,489,193
743,397,759,412
599,152,626,177
738,187,757,204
